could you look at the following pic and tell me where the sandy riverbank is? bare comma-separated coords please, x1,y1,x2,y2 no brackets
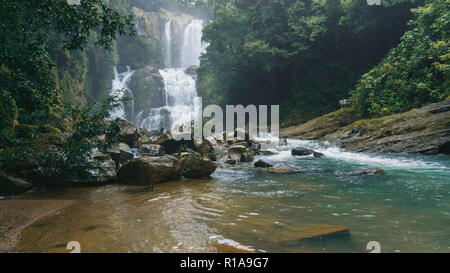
0,199,75,253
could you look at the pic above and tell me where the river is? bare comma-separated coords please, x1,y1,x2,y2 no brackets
12,139,450,253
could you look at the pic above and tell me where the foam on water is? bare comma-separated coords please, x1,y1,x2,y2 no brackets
257,136,448,170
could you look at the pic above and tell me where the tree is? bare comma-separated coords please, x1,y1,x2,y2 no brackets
0,0,135,125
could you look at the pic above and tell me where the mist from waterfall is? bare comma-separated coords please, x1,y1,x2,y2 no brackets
181,19,207,68
164,21,173,68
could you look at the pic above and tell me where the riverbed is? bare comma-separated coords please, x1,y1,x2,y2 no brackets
9,139,450,253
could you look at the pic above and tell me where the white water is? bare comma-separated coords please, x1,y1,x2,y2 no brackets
180,19,207,68
164,21,173,68
139,19,207,131
109,66,135,120
256,136,449,171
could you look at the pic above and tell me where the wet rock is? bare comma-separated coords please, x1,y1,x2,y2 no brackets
218,162,234,168
278,138,288,146
279,225,350,243
291,147,314,156
256,163,302,174
154,132,194,154
347,168,384,176
85,152,117,183
259,150,278,156
129,66,165,116
194,139,217,161
108,142,134,167
117,119,150,148
313,152,325,158
0,170,33,195
321,99,450,155
228,145,254,163
179,152,217,178
117,155,181,185
254,160,272,168
184,65,198,80
141,144,164,156
224,159,238,166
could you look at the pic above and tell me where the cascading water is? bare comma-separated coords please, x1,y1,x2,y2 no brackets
180,19,207,68
109,66,135,121
138,19,207,132
164,21,173,68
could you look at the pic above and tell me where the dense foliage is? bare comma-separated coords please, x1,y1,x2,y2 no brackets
197,0,438,123
350,0,449,117
0,0,135,127
0,0,135,185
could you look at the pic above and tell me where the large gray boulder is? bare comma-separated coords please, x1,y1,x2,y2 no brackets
117,155,181,185
179,152,217,178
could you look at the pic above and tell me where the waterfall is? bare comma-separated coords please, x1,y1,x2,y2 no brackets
164,21,172,68
180,19,207,68
109,66,135,121
138,19,207,132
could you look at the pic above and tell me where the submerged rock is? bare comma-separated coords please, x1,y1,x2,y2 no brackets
254,160,272,168
117,155,181,185
347,168,384,176
256,163,302,174
291,147,314,156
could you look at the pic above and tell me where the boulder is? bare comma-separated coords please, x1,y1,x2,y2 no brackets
179,152,217,178
154,132,195,154
228,145,254,163
347,168,384,176
141,144,164,156
0,170,33,195
194,139,217,161
254,160,272,168
84,152,117,183
108,142,134,167
291,147,314,156
117,155,181,185
278,138,288,146
117,119,142,147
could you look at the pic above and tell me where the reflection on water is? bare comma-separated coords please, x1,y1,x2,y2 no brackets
14,140,450,253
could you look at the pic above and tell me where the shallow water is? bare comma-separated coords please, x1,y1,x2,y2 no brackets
13,139,450,253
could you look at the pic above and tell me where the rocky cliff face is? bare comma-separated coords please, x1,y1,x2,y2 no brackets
128,66,165,117
281,99,450,155
132,7,195,68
